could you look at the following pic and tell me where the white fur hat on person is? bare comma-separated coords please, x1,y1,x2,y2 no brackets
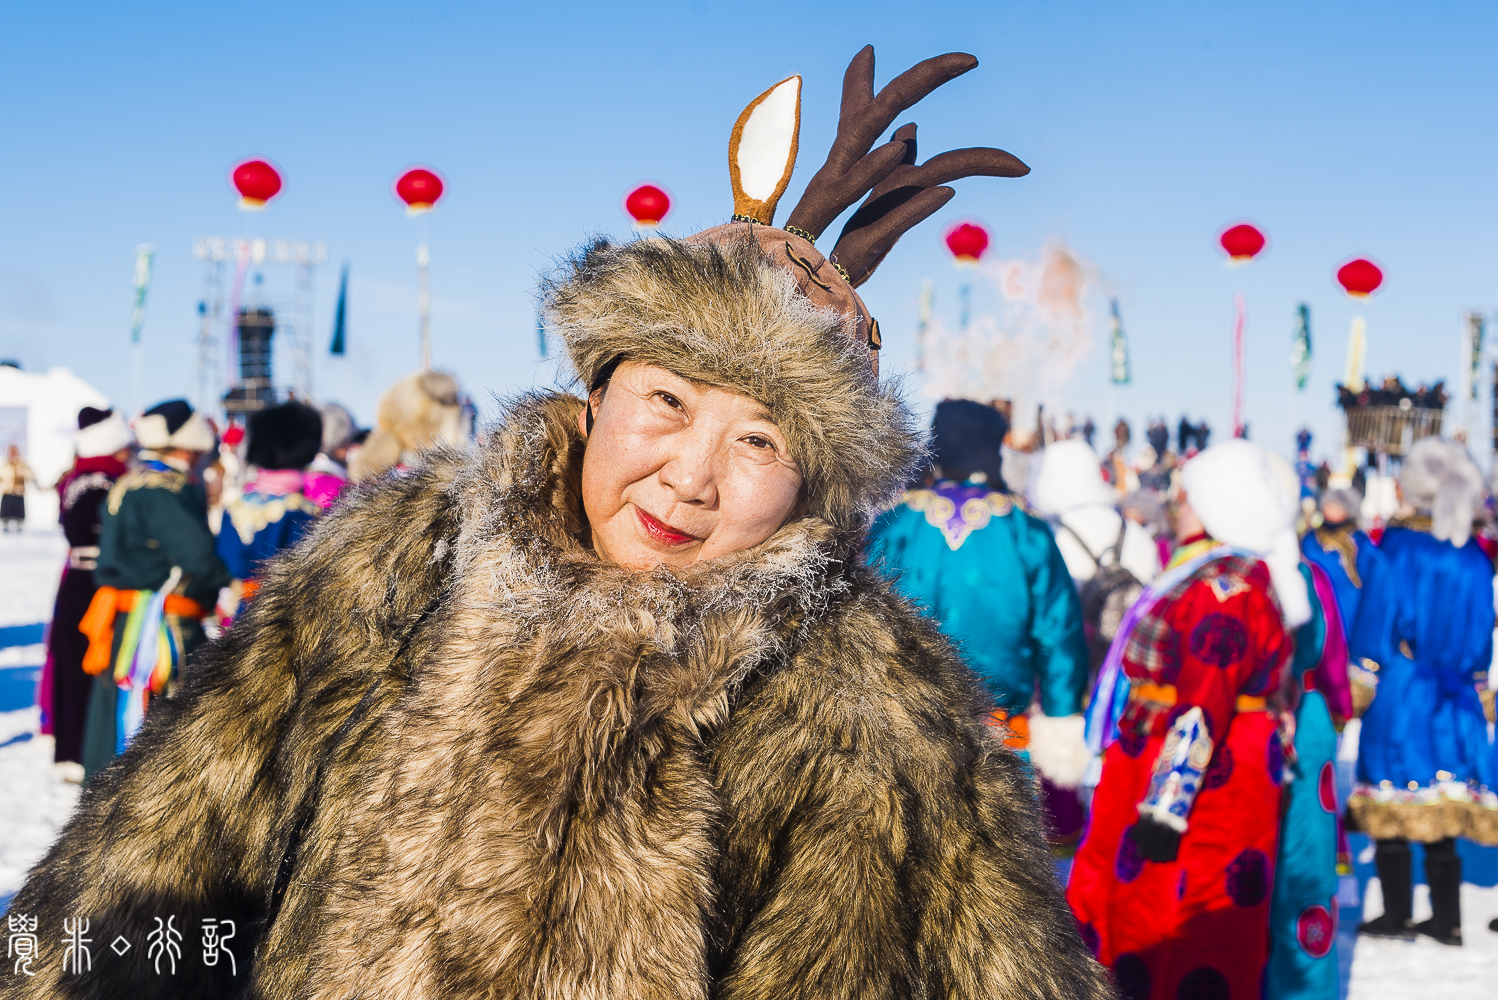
133,399,216,454
1180,439,1311,628
74,407,133,459
1402,437,1483,547
1030,439,1113,515
318,402,357,454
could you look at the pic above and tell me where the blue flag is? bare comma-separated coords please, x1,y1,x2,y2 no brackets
330,264,348,355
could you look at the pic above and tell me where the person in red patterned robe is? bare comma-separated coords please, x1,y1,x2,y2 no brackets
1069,440,1308,1000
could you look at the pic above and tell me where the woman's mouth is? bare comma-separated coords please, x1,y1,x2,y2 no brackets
635,506,700,546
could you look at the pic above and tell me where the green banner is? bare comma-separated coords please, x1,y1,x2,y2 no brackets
1291,303,1312,392
1109,298,1130,385
129,245,155,345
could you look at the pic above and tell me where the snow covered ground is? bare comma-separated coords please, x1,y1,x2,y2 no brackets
0,525,77,915
2,524,1497,994
0,705,79,912
1349,879,1498,998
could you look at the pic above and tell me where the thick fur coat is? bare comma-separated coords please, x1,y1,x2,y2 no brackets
3,237,1112,999
3,397,1111,999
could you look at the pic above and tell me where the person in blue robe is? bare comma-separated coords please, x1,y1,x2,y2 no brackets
866,400,1090,796
1301,486,1390,669
1347,438,1496,947
217,401,325,585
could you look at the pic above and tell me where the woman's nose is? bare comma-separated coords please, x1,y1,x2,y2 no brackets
658,439,719,507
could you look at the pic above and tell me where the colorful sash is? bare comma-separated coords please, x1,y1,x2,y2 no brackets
79,580,206,751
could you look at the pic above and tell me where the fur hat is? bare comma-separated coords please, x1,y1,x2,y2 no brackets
348,371,465,480
1181,440,1311,628
247,401,323,471
1121,489,1165,527
1319,485,1363,525
318,402,357,455
134,399,215,453
75,407,133,459
930,399,1009,487
547,47,1027,530
548,236,919,530
1401,437,1483,547
1031,439,1111,515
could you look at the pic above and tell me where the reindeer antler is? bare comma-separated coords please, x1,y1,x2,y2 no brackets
783,46,1029,286
832,123,1029,286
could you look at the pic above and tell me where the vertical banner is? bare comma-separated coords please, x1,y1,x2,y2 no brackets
129,246,155,343
129,245,155,414
916,279,933,370
1467,312,1485,399
329,264,349,355
537,313,547,359
417,243,432,370
1491,362,1498,455
1291,303,1312,392
1344,317,1367,393
1109,298,1130,385
1232,293,1247,438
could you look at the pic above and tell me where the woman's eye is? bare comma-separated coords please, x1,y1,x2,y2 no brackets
744,435,774,450
654,392,684,410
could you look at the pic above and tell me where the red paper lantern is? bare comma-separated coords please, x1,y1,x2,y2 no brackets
945,222,989,264
1336,258,1383,298
395,167,445,214
1219,223,1266,262
231,159,282,210
624,184,671,227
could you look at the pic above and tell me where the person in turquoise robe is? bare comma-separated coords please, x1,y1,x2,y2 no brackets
1267,561,1353,999
866,401,1089,755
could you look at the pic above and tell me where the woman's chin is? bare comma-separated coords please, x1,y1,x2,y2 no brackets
595,527,706,571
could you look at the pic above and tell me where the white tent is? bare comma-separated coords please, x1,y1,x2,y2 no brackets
0,364,112,525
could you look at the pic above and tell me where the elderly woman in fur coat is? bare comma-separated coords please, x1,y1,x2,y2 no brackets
1,49,1112,1000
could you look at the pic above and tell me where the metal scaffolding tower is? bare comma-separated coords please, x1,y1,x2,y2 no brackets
192,236,328,417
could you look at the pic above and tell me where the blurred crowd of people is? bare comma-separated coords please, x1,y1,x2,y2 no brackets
10,377,1498,997
871,395,1498,998
17,370,471,784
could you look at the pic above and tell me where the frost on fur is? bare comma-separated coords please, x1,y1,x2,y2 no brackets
542,235,921,531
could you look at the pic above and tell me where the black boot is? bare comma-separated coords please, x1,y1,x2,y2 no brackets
1359,839,1415,939
1416,838,1463,946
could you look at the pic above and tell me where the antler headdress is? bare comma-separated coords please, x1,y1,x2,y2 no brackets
550,46,1027,530
691,45,1029,374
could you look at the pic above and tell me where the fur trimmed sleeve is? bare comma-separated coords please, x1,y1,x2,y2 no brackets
0,457,462,999
710,583,1114,1000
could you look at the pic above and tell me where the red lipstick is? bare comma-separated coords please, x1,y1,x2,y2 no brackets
635,506,699,546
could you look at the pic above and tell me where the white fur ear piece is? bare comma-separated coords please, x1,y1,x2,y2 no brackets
729,75,800,226
1026,713,1090,789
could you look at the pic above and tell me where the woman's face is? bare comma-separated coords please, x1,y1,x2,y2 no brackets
579,361,804,571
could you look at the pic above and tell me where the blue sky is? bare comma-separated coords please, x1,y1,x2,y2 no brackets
3,1,1496,466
